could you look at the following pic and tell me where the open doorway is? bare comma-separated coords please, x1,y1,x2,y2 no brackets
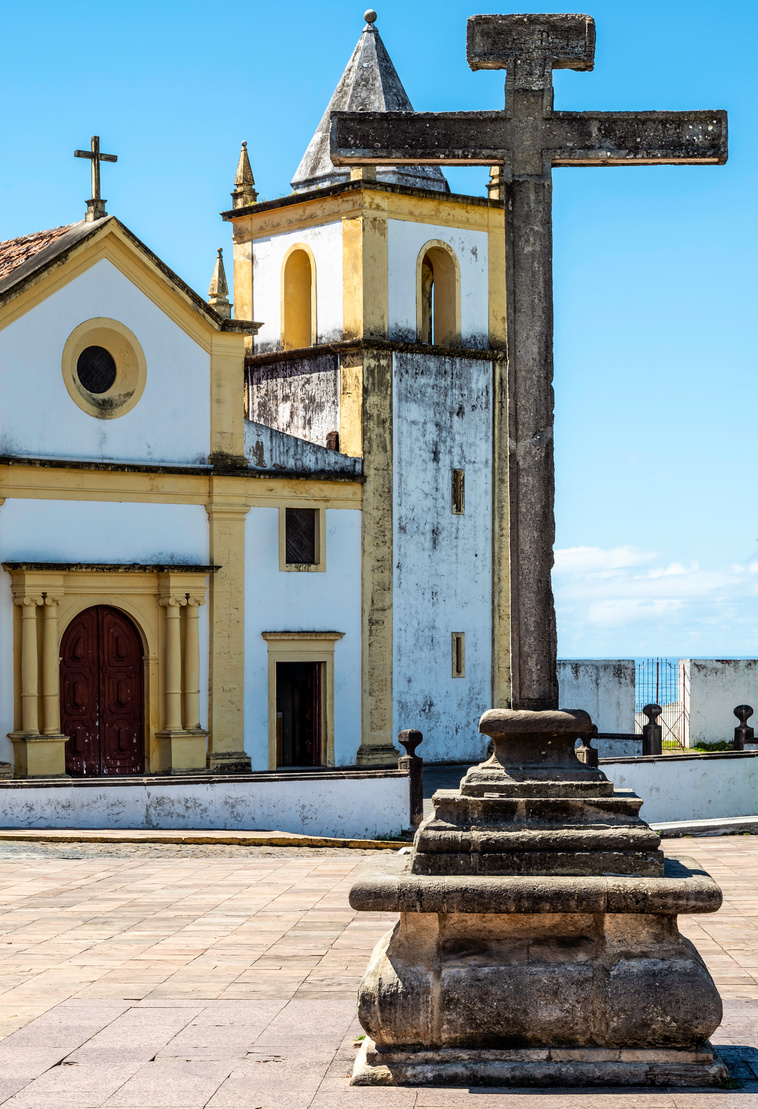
276,661,323,767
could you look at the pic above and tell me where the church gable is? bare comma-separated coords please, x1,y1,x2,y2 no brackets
0,219,250,467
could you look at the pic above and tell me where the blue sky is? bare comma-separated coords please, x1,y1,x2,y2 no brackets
1,1,756,659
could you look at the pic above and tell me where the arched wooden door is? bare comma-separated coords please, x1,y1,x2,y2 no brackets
60,606,145,776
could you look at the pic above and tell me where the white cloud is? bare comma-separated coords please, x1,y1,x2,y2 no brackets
553,545,758,656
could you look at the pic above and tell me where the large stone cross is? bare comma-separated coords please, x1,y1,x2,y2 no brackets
330,13,727,712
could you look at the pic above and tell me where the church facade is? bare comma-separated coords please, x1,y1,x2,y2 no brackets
0,13,509,779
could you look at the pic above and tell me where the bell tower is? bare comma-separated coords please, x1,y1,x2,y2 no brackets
222,11,508,768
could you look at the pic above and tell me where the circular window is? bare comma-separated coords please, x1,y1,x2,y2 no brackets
62,319,146,419
76,346,117,394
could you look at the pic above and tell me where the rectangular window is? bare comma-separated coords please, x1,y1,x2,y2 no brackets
452,632,465,678
285,507,317,565
452,469,465,515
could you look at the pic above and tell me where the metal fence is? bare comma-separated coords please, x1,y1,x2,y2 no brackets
635,658,688,747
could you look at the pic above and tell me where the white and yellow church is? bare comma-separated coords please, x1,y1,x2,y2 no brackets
0,12,509,783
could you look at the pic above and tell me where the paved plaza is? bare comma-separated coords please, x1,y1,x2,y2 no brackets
0,836,756,1106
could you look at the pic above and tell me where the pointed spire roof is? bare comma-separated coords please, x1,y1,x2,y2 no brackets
208,248,231,319
291,10,449,195
232,142,258,208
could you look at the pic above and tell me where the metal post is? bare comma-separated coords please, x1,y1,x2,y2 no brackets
642,704,663,756
398,729,424,828
733,705,754,751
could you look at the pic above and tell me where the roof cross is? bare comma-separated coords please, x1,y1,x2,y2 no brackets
330,13,727,713
74,136,118,222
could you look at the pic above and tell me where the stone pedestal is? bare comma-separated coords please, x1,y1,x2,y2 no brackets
349,708,727,1087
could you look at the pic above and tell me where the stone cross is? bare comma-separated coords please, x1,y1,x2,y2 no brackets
329,14,727,712
74,135,118,222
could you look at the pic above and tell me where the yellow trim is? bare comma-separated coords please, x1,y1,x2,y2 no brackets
414,239,462,347
0,462,363,509
261,631,344,770
488,221,507,349
230,187,502,241
278,504,326,572
206,498,249,768
0,224,225,351
61,317,147,420
280,242,317,350
210,331,246,464
338,349,363,459
451,632,466,679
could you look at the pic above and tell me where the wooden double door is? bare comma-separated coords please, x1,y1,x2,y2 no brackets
60,606,145,776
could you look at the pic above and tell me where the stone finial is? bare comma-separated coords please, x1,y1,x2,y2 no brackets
487,164,505,200
734,704,754,750
364,9,377,27
208,248,232,319
231,141,258,209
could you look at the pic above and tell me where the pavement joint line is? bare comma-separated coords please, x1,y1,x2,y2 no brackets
0,828,407,850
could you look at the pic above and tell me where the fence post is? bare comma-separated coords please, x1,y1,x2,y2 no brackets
734,705,754,751
576,723,599,768
398,729,424,828
642,704,663,756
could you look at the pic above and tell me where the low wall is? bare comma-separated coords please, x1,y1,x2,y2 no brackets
595,736,641,759
0,769,410,839
683,659,758,747
557,660,635,733
601,750,758,824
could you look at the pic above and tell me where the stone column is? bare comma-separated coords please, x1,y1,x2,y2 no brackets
41,596,62,735
19,596,42,735
183,596,204,731
8,587,68,778
161,597,184,732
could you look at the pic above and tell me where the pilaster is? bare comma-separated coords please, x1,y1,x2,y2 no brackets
209,331,247,467
155,571,209,774
206,493,251,773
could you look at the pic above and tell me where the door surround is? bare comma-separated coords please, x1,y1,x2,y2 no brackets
4,563,211,777
262,631,344,771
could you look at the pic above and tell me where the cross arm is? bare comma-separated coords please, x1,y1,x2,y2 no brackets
330,111,506,166
547,110,727,166
74,150,118,162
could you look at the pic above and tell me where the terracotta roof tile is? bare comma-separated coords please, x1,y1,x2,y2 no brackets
0,223,77,282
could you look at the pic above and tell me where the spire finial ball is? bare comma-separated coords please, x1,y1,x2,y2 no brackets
364,9,377,24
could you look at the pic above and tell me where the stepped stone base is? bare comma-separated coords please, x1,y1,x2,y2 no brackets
352,1039,728,1087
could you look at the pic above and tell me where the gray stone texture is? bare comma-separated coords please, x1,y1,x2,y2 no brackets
348,707,726,1087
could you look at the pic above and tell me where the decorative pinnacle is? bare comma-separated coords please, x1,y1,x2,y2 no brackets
364,9,377,27
208,247,231,319
232,141,258,209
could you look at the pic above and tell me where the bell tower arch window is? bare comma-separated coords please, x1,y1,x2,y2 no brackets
416,241,461,347
282,245,317,350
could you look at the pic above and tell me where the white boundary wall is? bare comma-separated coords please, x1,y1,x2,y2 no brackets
602,751,758,824
682,659,758,747
557,660,635,733
0,771,409,839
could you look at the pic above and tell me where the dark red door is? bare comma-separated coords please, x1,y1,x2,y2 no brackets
60,606,144,776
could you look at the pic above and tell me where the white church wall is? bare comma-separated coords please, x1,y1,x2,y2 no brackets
243,505,362,769
252,222,343,352
386,220,489,347
0,259,211,465
0,499,209,564
393,353,493,763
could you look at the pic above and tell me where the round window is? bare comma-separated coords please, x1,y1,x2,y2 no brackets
62,319,146,419
76,345,117,394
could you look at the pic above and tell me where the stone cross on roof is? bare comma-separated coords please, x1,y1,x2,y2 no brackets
330,13,727,713
74,136,118,222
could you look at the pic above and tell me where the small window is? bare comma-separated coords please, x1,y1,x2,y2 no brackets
452,469,465,514
418,243,459,346
285,508,316,564
452,632,465,678
282,248,314,350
